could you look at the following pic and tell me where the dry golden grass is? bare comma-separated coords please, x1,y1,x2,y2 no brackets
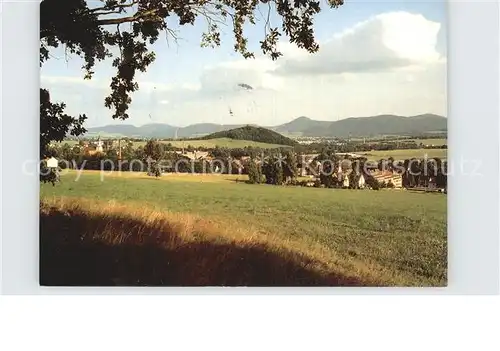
40,196,410,286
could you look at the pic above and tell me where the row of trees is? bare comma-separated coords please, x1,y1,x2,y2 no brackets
293,140,447,155
47,139,447,190
53,135,446,167
246,153,299,185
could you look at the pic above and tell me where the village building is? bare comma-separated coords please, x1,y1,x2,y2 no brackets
336,152,364,159
81,137,107,156
46,156,58,169
370,170,403,188
357,173,366,188
175,150,210,161
336,169,366,189
95,138,104,153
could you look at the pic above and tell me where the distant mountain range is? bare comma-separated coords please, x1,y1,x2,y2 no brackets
83,114,447,139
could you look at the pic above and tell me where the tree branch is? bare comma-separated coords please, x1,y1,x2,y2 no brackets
96,8,160,25
87,1,139,15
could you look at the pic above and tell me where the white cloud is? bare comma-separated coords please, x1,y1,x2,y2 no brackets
41,75,90,85
199,58,282,94
41,11,446,127
137,81,174,93
276,11,443,76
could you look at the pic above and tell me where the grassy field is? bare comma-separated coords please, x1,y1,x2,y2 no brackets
61,138,291,149
386,138,447,146
355,148,447,161
40,170,447,286
362,138,447,146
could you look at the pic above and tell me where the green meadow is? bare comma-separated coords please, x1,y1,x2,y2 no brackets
40,171,447,286
355,148,447,161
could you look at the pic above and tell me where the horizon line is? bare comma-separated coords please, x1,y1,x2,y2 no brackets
86,113,447,129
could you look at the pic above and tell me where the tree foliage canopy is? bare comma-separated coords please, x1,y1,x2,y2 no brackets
40,0,344,120
40,89,87,159
144,139,164,160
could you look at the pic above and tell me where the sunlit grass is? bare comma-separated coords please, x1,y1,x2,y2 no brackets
40,196,393,286
41,171,447,286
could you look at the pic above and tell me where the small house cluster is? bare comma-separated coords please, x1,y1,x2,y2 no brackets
174,150,210,161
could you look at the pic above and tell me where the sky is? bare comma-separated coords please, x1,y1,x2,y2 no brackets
40,1,447,128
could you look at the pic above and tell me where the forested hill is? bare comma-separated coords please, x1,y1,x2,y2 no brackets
201,126,297,146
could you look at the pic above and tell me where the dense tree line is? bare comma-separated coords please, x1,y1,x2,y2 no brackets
399,158,448,189
47,139,447,191
293,140,447,155
62,134,447,160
